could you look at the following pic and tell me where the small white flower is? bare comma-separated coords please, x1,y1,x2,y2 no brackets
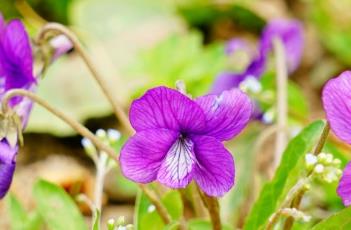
305,153,318,168
107,129,121,142
314,164,324,174
239,76,262,94
147,205,156,213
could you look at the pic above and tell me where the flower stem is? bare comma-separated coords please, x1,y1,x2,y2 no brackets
139,184,172,224
2,89,117,159
94,153,108,211
196,185,221,230
35,23,134,135
265,177,310,230
273,37,288,170
283,122,330,230
2,89,172,225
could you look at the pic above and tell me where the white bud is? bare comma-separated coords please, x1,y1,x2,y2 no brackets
107,129,121,142
239,76,262,94
317,153,327,163
96,129,107,139
107,218,115,230
116,216,125,226
305,153,318,169
262,109,275,124
314,164,324,174
325,153,334,164
81,138,96,156
147,205,156,213
336,169,343,177
333,158,342,167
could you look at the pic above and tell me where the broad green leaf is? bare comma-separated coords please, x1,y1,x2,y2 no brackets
311,206,351,229
6,193,42,230
134,188,183,230
188,219,232,230
33,180,88,230
243,120,325,230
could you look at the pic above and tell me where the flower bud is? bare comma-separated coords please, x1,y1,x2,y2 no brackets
317,153,327,163
262,109,275,124
96,129,107,139
305,153,317,169
239,76,262,94
49,34,73,62
107,129,121,143
116,216,125,226
107,218,115,230
314,164,324,174
325,153,333,165
81,138,97,156
333,158,341,167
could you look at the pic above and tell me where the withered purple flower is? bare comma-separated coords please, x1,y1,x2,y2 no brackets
120,86,252,196
322,70,351,206
0,13,35,198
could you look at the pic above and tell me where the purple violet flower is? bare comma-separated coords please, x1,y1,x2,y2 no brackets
260,19,304,73
322,70,351,206
120,86,253,196
212,19,303,95
0,13,35,198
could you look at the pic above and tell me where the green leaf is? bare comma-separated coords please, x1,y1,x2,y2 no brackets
33,180,88,230
188,219,232,230
243,120,325,230
92,209,101,230
134,188,183,230
6,193,42,230
311,206,351,229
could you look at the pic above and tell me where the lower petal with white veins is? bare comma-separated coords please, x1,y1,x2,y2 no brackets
157,137,196,188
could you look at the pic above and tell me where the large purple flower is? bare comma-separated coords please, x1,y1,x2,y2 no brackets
120,86,252,196
322,70,351,206
0,14,35,198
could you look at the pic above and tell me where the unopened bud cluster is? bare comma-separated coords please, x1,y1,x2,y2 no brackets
107,216,133,230
305,153,342,183
81,129,121,160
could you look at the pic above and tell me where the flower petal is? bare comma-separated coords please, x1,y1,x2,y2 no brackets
337,162,351,206
157,138,196,188
0,161,15,198
0,19,35,90
130,86,206,132
0,141,17,199
192,135,235,197
260,19,303,73
196,89,253,141
119,129,179,183
322,71,351,144
211,72,244,95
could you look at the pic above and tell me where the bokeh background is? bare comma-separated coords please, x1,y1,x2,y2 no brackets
1,0,351,229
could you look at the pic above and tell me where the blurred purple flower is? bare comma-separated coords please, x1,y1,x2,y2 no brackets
212,19,303,94
260,19,303,73
120,86,252,196
0,13,35,198
322,70,351,206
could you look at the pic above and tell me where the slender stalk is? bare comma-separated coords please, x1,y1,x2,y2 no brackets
139,184,172,224
35,23,134,135
196,185,221,230
2,89,172,225
94,153,108,211
2,89,117,159
273,37,288,169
